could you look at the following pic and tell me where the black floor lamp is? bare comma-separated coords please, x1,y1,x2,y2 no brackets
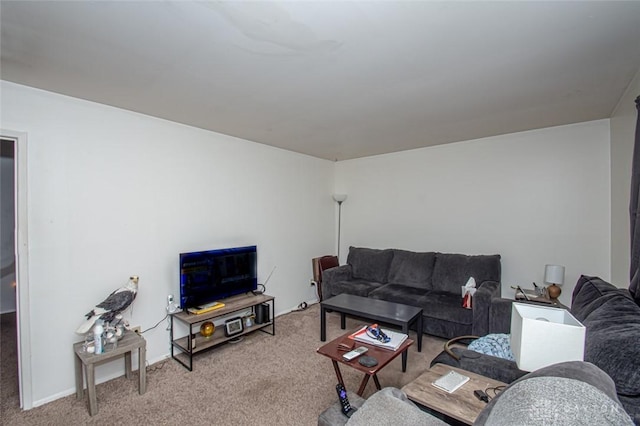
332,194,347,259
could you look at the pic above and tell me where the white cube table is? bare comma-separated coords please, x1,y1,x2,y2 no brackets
510,302,585,371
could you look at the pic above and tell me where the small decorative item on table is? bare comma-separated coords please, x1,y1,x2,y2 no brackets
461,277,476,309
200,321,215,337
243,314,255,328
83,333,96,354
224,317,244,337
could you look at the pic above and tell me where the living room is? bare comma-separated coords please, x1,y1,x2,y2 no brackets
1,1,640,422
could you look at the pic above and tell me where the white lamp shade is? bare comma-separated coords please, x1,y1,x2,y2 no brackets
510,303,585,371
332,193,347,203
544,264,565,285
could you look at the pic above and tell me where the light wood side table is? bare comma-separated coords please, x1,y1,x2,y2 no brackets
402,363,506,425
73,330,146,416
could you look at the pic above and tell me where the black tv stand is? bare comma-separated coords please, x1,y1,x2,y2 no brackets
170,293,275,370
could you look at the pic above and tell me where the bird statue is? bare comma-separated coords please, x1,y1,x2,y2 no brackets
76,276,139,334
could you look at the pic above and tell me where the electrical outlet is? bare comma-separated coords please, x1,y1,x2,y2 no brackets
167,294,178,313
131,326,141,335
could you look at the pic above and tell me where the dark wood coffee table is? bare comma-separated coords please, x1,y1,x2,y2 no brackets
320,293,422,372
317,330,414,396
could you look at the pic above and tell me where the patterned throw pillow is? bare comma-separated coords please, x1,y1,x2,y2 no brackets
467,333,515,361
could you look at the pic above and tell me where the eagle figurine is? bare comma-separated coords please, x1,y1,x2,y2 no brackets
76,276,139,334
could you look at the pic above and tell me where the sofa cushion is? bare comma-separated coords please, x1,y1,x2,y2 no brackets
347,247,394,283
346,388,447,426
368,284,428,307
571,275,634,321
479,376,633,425
387,250,436,289
431,253,501,294
329,279,385,298
578,291,640,396
420,291,473,324
474,361,632,425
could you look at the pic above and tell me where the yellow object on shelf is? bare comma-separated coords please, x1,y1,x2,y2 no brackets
200,321,215,337
187,302,226,315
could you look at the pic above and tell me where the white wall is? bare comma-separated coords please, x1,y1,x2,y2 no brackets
0,81,335,406
610,69,640,286
335,120,611,306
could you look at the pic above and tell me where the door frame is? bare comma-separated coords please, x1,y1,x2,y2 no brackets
1,129,32,409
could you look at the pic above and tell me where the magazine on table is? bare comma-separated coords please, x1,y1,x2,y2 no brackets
348,324,408,351
432,370,470,393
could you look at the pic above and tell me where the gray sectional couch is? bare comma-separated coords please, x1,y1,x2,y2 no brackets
318,362,634,425
432,275,640,424
322,246,502,339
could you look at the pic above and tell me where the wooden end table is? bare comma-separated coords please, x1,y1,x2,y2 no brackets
320,293,423,372
74,330,147,416
317,330,413,396
402,363,506,425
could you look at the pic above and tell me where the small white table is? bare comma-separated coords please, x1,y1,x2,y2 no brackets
73,330,146,416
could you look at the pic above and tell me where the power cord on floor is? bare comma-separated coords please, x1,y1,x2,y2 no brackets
293,302,308,311
145,359,169,374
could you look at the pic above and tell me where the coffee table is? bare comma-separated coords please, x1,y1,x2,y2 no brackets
402,363,507,425
320,293,423,372
317,330,414,396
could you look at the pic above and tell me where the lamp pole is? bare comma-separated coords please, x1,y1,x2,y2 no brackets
332,194,347,260
337,200,343,259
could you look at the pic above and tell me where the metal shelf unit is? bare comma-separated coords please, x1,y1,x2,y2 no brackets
170,293,275,371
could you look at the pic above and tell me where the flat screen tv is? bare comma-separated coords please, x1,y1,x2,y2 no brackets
179,245,257,310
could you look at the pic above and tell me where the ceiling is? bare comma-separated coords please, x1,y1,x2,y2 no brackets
2,1,640,161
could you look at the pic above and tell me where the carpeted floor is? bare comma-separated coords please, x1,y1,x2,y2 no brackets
0,304,447,425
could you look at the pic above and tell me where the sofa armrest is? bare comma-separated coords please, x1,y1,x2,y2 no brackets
345,388,447,426
322,265,352,298
488,297,513,334
430,347,527,384
472,280,500,336
474,361,633,426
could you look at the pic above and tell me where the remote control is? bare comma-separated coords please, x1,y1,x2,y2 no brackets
342,346,368,361
336,383,357,417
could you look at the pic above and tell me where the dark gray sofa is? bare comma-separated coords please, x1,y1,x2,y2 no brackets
322,246,501,339
432,275,640,424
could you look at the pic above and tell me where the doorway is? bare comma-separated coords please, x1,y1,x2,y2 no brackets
0,131,31,410
1,138,19,409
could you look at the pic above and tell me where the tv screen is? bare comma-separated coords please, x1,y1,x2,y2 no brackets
179,245,257,310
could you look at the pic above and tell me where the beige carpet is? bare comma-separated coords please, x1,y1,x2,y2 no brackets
1,304,447,425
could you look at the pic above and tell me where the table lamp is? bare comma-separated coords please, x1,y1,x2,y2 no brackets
544,264,565,299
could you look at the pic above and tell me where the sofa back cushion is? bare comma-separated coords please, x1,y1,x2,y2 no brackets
431,253,501,294
347,247,394,283
387,250,436,289
571,275,634,321
571,276,640,397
